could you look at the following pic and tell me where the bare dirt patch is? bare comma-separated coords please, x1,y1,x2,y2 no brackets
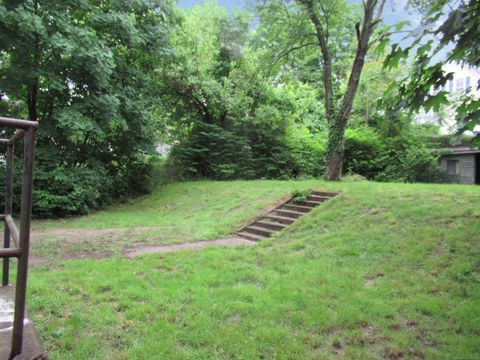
29,226,256,264
125,237,256,258
30,226,164,261
364,272,384,287
31,227,159,244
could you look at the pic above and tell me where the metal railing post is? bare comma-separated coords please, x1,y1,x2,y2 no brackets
9,126,36,359
3,143,14,286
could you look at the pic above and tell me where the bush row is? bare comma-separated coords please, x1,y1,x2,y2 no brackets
0,152,157,218
168,124,444,183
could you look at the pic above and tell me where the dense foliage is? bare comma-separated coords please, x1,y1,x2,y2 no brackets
157,3,327,180
0,0,470,218
0,0,175,216
160,1,444,184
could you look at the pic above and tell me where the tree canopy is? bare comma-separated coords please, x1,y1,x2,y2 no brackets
0,0,176,216
0,0,474,217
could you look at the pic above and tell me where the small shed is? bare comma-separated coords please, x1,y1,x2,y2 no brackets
438,147,480,184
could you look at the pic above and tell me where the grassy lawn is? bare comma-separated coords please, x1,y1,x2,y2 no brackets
26,180,480,359
30,180,331,260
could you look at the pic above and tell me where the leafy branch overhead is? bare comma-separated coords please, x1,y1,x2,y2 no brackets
384,0,480,143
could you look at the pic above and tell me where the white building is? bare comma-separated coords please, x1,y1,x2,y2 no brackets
156,143,172,156
414,63,480,135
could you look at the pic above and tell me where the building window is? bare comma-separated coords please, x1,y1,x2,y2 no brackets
448,79,454,93
446,160,459,175
456,78,464,93
466,76,471,89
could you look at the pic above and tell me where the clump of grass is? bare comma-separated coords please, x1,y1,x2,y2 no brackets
291,189,310,203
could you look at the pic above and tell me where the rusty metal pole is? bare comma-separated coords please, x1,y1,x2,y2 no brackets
9,127,36,359
2,144,14,286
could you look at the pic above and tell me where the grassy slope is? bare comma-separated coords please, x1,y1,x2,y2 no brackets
33,180,310,231
28,181,480,359
30,180,332,259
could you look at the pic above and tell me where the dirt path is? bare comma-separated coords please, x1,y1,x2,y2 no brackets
29,227,257,264
125,237,256,258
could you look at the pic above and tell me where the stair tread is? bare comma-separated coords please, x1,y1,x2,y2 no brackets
263,215,296,223
302,200,322,205
275,209,305,215
311,191,339,197
245,225,276,234
238,231,266,241
256,220,287,228
308,195,330,200
283,204,312,211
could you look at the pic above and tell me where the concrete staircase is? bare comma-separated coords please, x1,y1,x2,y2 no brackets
237,190,339,241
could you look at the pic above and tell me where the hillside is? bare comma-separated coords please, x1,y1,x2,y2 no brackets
28,180,480,359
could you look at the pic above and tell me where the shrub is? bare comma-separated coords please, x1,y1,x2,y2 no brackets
343,125,445,183
343,127,385,179
400,147,441,183
291,189,309,203
284,126,326,178
32,163,111,218
169,122,327,181
375,133,443,183
0,150,156,218
109,154,159,200
170,123,256,180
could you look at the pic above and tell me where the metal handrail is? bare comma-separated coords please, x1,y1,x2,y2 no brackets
5,215,20,247
0,129,25,145
0,117,38,129
0,116,37,359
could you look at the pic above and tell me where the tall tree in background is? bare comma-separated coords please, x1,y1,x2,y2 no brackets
255,0,388,180
299,0,387,180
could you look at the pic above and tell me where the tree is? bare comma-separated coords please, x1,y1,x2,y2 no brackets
156,2,327,180
157,2,252,132
255,0,388,180
0,0,175,216
299,0,387,180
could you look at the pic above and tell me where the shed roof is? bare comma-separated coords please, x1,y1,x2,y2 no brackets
440,146,480,156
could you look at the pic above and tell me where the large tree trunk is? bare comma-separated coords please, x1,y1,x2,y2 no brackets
324,45,367,180
323,0,385,181
324,124,345,180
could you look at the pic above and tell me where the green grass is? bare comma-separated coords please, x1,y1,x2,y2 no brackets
33,180,307,230
26,180,480,359
30,180,332,259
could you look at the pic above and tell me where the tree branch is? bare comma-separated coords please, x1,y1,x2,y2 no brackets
269,42,318,68
297,0,335,121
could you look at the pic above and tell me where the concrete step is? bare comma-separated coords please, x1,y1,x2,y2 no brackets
294,200,322,207
281,204,312,213
0,286,48,360
311,190,339,197
254,220,287,231
274,208,304,219
237,231,266,241
243,225,276,237
263,215,296,224
308,195,330,202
